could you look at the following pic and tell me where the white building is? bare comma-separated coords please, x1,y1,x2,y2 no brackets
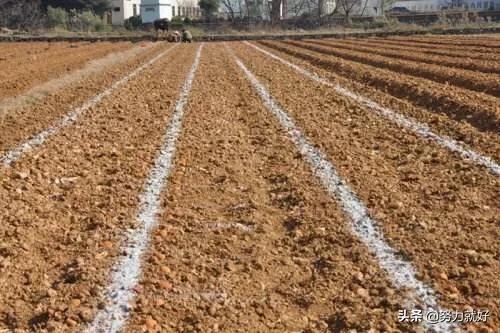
391,0,450,11
141,0,201,23
391,0,499,11
460,0,498,10
111,0,141,25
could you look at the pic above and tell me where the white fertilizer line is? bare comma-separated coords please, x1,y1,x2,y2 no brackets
85,44,203,333
229,46,457,332
0,44,180,167
209,222,255,233
244,41,500,176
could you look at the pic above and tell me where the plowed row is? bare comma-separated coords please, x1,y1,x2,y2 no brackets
367,37,500,56
0,42,165,156
0,36,498,333
310,38,500,74
283,40,500,97
258,40,500,133
356,37,500,60
0,42,134,100
386,35,500,50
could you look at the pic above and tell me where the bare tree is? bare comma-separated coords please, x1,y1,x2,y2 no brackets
337,0,361,23
286,0,308,17
380,0,397,16
220,0,237,19
359,0,369,16
271,0,281,23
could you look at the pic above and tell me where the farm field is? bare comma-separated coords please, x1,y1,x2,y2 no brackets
0,42,135,101
0,34,498,333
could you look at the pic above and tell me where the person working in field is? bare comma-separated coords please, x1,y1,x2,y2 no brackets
182,29,192,43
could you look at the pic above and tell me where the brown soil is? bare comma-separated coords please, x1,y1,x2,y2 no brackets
0,42,84,64
123,43,412,333
0,43,165,155
258,40,500,134
0,43,156,117
385,36,500,51
285,40,500,97
355,38,500,61
250,41,500,161
0,44,197,332
0,42,133,101
310,39,500,75
230,41,499,332
0,35,498,333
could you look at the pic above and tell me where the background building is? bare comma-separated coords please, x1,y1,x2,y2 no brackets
141,0,201,23
111,0,141,25
391,0,499,11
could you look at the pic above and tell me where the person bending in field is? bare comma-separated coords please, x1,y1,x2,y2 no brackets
182,29,192,43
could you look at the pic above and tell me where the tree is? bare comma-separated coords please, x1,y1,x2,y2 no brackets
337,0,361,23
47,5,68,28
42,0,111,16
380,0,397,16
271,0,281,23
199,0,219,18
124,15,142,30
220,0,237,20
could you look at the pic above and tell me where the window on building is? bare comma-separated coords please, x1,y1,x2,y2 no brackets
484,1,488,7
145,7,155,12
133,4,137,16
113,7,120,12
172,6,176,16
178,6,181,15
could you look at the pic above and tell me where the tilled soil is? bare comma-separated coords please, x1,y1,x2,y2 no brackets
309,39,500,74
258,40,500,134
384,36,500,52
0,44,197,332
0,35,498,333
0,42,166,155
231,42,499,331
284,40,500,97
123,43,412,333
0,42,133,101
250,41,500,160
0,43,157,116
355,38,500,61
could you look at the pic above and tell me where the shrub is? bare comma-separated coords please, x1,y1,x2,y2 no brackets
199,0,219,19
124,15,142,30
47,6,68,28
171,16,184,29
79,10,106,31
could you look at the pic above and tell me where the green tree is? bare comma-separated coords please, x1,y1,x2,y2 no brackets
124,15,142,30
47,6,69,28
42,0,111,16
198,0,219,18
79,10,106,31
